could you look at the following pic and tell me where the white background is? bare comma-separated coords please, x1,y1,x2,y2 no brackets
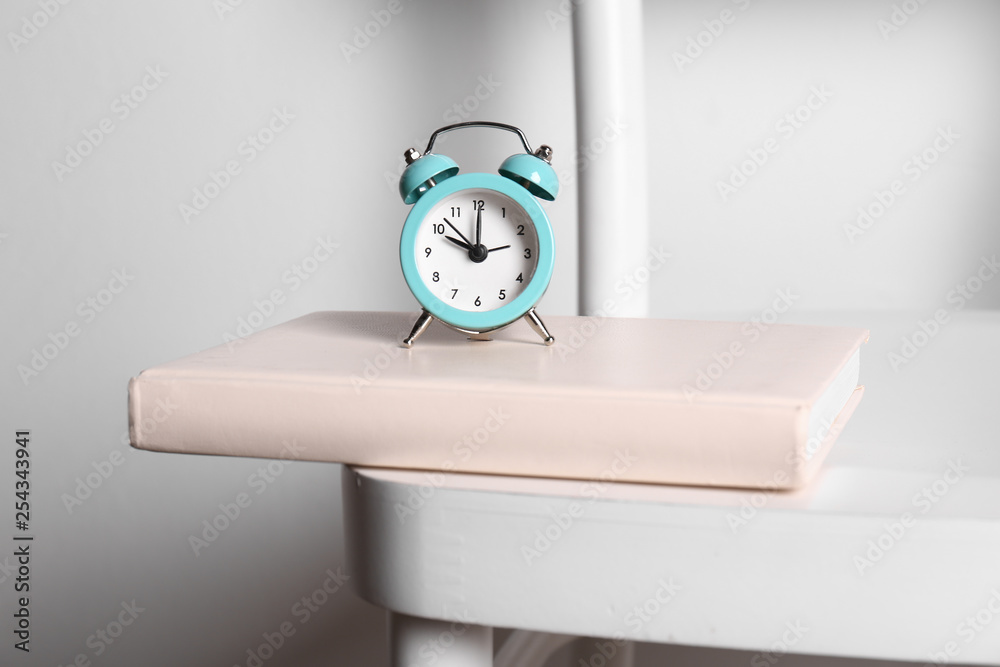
1,0,998,665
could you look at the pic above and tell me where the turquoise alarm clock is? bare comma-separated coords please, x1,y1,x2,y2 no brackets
397,122,559,348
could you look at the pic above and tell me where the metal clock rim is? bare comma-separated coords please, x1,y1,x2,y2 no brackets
399,173,555,333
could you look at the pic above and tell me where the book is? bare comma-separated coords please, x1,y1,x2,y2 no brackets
128,311,868,489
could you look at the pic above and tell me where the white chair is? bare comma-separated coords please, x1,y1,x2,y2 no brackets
341,309,1000,664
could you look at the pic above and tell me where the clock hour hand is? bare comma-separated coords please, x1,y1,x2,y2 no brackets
443,218,473,247
445,235,472,251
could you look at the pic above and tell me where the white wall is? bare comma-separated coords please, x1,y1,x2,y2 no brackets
645,0,1000,319
1,1,997,666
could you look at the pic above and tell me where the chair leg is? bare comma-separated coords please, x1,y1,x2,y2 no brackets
388,611,493,667
494,630,576,667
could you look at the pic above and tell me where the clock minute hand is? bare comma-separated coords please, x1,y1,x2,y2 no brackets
443,218,473,247
475,208,482,247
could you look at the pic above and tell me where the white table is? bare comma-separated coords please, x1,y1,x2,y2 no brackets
342,310,1000,665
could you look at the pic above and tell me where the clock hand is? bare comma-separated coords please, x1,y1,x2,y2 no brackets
486,245,510,252
443,218,472,247
445,235,473,251
458,209,489,264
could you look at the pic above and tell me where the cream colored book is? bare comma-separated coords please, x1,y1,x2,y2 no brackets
128,311,867,489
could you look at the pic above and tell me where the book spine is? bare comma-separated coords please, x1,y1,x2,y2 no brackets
129,374,827,489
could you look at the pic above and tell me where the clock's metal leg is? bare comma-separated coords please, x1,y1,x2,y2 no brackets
524,308,555,346
403,311,434,348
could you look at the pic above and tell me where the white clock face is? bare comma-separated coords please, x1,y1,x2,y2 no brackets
414,188,539,313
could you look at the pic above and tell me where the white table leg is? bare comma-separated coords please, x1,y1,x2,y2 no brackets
388,611,492,667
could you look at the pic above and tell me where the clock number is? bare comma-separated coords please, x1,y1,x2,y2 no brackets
472,200,485,211
433,223,445,234
474,296,482,307
432,272,440,282
523,248,531,259
515,273,523,283
451,289,458,300
425,247,432,257
498,289,506,300
516,225,524,236
450,207,461,217
501,207,506,218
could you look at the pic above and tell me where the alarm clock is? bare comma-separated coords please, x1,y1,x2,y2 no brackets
397,121,559,348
